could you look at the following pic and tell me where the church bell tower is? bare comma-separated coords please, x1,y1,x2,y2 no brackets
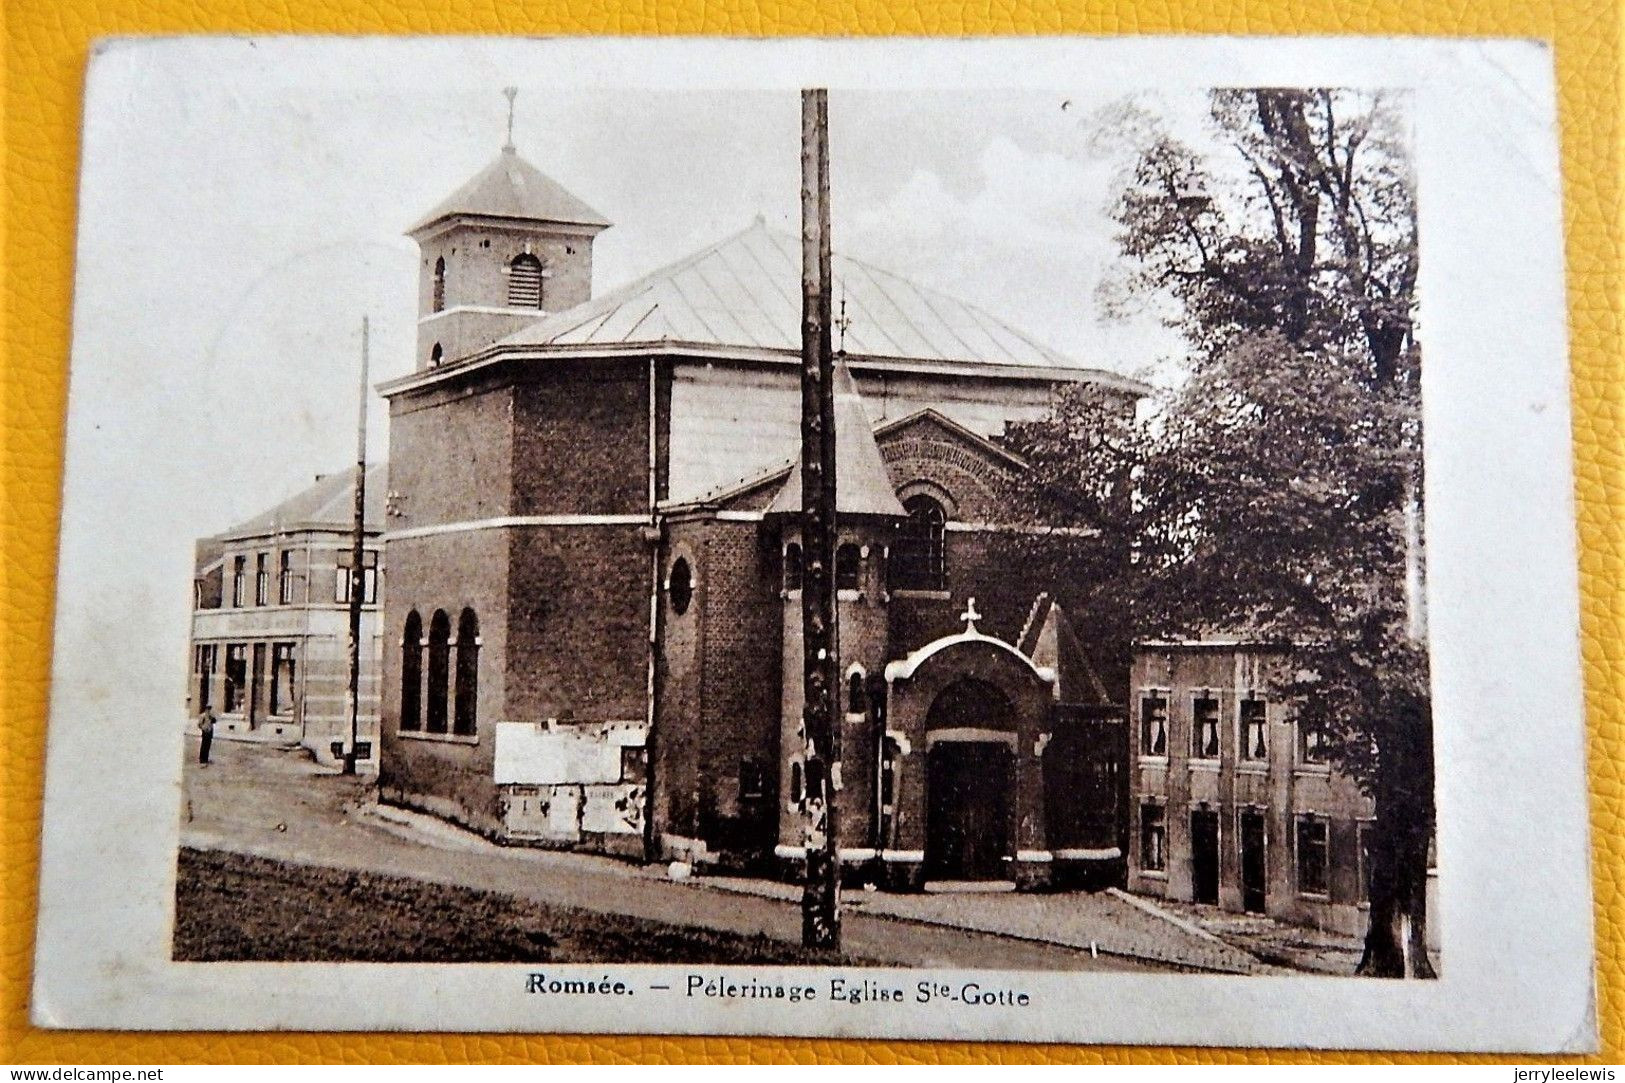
406,89,612,371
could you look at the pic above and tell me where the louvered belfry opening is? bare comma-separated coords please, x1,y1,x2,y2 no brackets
508,254,544,309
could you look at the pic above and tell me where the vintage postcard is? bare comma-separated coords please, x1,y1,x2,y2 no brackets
32,36,1594,1050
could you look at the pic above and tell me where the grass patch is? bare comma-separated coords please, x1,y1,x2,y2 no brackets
174,847,862,965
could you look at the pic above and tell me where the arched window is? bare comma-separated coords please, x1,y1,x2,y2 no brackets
783,543,803,592
893,494,947,590
429,343,443,367
847,670,867,716
668,557,693,615
453,608,479,736
426,609,451,734
508,254,545,309
400,610,423,732
432,256,446,313
836,543,861,591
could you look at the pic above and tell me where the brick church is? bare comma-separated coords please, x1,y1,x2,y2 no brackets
375,134,1150,889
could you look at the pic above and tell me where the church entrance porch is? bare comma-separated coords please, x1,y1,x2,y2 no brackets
877,613,1063,892
925,738,1014,883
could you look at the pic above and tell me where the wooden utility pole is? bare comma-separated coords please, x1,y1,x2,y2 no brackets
799,88,841,950
342,316,370,776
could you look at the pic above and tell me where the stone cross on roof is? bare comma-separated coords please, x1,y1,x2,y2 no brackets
960,597,982,632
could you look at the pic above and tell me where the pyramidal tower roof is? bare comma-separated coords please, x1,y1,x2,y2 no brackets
408,146,611,235
768,363,908,519
1018,593,1110,705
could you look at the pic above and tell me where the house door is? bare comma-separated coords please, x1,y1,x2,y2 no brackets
1191,809,1220,905
925,742,1012,881
1239,809,1267,913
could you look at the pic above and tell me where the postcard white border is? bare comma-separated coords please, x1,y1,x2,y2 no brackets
32,35,1594,1052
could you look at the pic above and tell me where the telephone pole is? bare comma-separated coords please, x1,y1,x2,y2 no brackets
342,316,370,776
799,88,841,950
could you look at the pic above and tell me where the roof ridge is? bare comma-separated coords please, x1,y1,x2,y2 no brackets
215,462,390,540
1017,591,1053,654
873,406,1029,469
497,220,767,348
484,220,1133,378
757,223,1074,367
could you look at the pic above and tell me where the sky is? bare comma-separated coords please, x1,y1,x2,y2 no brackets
56,39,1243,689
71,51,1209,547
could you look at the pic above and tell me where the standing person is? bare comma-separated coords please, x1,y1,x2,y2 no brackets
197,705,216,766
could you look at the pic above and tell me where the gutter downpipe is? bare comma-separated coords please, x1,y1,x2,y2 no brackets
642,355,662,863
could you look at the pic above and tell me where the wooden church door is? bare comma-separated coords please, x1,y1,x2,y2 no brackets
925,742,1013,881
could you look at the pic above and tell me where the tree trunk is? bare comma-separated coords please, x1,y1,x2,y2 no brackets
1357,703,1436,978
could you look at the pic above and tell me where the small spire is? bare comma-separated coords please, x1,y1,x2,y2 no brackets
502,87,519,153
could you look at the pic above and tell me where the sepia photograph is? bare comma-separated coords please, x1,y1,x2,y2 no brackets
32,37,1592,1049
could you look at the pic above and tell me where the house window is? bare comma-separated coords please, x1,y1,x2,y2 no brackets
335,551,379,605
621,746,648,784
1240,698,1268,761
269,643,296,716
892,495,946,590
1192,695,1220,759
255,553,270,607
224,644,247,713
783,543,803,592
846,670,867,716
195,644,217,709
425,610,451,734
1140,803,1167,872
739,759,769,802
1299,720,1328,765
668,557,693,615
231,556,246,608
400,611,423,732
508,254,545,309
836,544,861,591
1296,816,1330,897
1140,693,1168,757
453,608,479,737
278,551,296,605
432,256,446,312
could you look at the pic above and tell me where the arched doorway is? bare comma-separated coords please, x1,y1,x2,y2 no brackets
924,678,1016,881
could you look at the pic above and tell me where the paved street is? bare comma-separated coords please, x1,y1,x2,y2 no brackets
179,737,1269,973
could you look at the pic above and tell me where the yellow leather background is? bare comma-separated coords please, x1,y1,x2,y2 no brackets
3,0,1619,1065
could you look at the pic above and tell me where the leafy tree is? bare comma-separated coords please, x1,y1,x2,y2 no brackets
1009,89,1433,976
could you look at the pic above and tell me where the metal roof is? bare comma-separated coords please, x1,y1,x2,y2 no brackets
766,364,908,518
407,148,612,235
218,464,390,541
492,220,1079,369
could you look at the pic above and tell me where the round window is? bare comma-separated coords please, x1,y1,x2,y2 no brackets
668,557,693,615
